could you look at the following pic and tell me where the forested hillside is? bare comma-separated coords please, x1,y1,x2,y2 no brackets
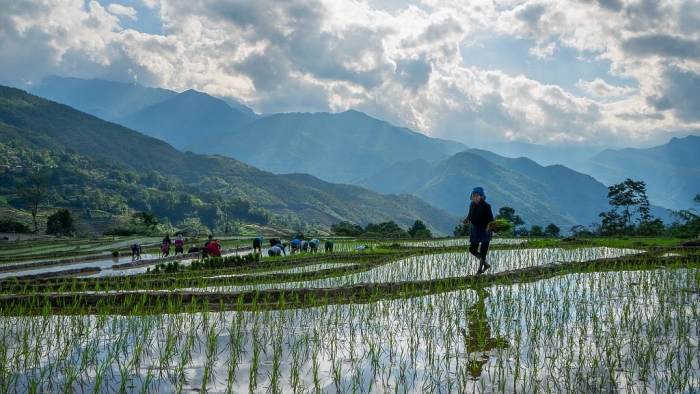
357,150,611,229
0,86,458,235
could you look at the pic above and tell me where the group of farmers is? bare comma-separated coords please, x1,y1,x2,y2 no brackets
253,236,334,257
129,185,487,272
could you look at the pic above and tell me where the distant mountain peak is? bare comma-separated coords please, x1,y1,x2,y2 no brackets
28,75,178,121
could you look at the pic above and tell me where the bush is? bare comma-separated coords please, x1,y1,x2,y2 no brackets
103,226,138,236
0,219,31,233
103,224,154,236
46,208,76,235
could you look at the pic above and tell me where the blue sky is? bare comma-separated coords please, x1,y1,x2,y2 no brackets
1,0,699,149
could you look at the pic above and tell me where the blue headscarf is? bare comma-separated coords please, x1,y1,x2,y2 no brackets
472,186,486,201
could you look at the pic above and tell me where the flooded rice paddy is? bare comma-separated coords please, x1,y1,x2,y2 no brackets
187,247,644,293
0,242,698,393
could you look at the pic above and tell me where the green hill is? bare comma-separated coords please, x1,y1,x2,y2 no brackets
0,85,458,235
357,150,611,229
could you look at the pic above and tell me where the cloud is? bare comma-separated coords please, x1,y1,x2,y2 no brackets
596,0,623,12
646,67,700,122
528,41,556,61
1,0,699,149
577,78,635,98
394,55,432,93
622,34,700,58
0,1,126,83
107,4,138,20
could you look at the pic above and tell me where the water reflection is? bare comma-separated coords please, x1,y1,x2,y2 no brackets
0,268,697,393
461,286,509,380
186,247,643,292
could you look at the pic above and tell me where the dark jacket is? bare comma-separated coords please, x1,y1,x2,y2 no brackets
466,201,494,243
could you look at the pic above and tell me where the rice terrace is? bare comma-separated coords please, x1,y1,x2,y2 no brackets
0,235,698,393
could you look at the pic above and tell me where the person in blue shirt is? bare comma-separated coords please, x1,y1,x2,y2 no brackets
267,241,286,256
253,236,264,254
309,238,320,253
464,186,495,275
268,245,283,257
290,238,301,254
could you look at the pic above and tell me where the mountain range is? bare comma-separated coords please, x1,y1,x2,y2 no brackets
210,110,467,183
356,151,615,228
572,136,700,211
0,85,459,235
21,76,700,228
119,89,253,152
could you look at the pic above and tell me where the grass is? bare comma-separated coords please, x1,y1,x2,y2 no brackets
522,235,685,249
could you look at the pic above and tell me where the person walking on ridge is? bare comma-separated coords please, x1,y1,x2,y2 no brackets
463,186,494,274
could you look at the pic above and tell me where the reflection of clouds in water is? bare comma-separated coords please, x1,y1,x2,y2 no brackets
0,248,255,279
189,247,643,292
488,268,700,393
1,268,697,393
203,263,357,279
402,238,527,247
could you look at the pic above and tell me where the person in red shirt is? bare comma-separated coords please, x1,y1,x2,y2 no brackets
174,234,185,255
205,239,222,257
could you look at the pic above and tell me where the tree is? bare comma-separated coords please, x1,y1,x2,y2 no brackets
529,225,543,236
496,206,524,227
17,173,49,234
605,178,651,231
598,210,626,236
46,208,76,235
512,226,529,236
544,223,560,237
634,218,666,236
667,195,700,238
408,220,432,238
569,225,585,236
588,222,602,236
131,211,159,229
569,225,593,237
331,220,364,236
454,221,469,237
364,221,408,238
176,216,211,236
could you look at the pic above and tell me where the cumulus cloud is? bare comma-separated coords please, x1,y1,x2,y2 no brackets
577,78,635,97
107,4,138,20
622,34,700,58
646,67,700,122
1,0,699,148
528,41,556,61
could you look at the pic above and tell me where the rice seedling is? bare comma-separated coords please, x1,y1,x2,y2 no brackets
0,238,697,392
